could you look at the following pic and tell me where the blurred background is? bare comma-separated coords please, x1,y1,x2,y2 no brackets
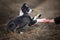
0,0,60,40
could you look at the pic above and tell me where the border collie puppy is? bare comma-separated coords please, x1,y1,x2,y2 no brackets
7,3,36,33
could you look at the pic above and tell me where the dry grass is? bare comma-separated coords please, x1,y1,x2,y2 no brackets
0,0,60,40
0,23,60,40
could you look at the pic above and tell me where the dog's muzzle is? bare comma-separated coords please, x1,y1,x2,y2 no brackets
28,9,33,14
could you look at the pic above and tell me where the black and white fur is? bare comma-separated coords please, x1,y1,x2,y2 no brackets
7,3,33,33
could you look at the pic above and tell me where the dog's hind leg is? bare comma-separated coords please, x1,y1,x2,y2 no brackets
16,24,27,33
7,21,16,32
16,24,26,33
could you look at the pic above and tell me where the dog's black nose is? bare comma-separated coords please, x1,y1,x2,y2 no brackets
32,10,33,12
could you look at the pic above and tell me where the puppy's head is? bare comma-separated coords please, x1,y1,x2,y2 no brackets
21,3,33,14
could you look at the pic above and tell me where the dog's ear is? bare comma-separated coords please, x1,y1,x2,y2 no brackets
23,3,26,7
21,3,26,9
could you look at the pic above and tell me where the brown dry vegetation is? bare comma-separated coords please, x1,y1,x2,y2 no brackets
0,0,60,40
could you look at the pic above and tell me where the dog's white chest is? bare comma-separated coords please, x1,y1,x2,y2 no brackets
19,10,24,16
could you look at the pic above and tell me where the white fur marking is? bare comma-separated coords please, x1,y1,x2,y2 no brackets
33,14,40,20
19,10,24,16
28,9,32,14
